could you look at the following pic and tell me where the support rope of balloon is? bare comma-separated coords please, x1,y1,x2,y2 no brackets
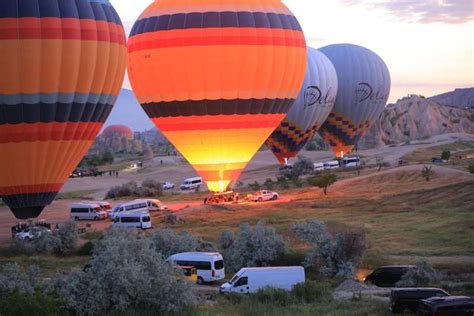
0,0,390,220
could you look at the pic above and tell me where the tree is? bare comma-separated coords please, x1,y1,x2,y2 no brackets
56,228,194,314
142,143,154,160
101,151,114,164
441,150,451,162
219,221,287,272
376,156,388,172
421,165,434,182
286,155,314,179
469,164,474,174
307,173,337,195
293,220,366,278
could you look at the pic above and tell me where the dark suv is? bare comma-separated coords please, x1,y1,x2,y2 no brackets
389,288,449,313
418,296,474,315
364,265,416,287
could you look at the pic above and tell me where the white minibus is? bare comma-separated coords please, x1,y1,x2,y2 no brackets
323,160,340,169
113,211,152,230
341,156,360,168
220,266,305,294
109,200,148,220
70,203,108,221
180,177,203,190
168,252,225,284
133,199,168,211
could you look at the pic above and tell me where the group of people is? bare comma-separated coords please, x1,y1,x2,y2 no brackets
108,170,119,177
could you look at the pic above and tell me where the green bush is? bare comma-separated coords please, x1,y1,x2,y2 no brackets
468,164,474,174
263,178,274,190
248,181,261,191
252,287,293,306
77,241,94,256
0,289,66,316
276,176,290,189
291,281,332,303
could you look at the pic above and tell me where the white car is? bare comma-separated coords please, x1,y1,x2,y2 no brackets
248,190,279,202
15,227,51,241
162,182,175,190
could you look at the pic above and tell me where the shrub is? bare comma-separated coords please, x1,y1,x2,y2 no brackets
248,181,261,191
56,228,194,314
276,176,290,189
397,260,440,287
441,150,451,161
31,230,59,254
164,212,179,225
292,178,303,188
468,164,474,174
77,241,94,256
54,221,78,256
252,287,292,306
105,179,163,199
0,263,40,300
219,221,287,272
151,229,214,258
293,220,366,278
287,156,314,179
291,280,332,303
421,165,434,182
0,289,66,316
263,178,274,190
307,173,337,195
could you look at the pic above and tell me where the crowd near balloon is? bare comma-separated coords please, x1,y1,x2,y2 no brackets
0,0,391,219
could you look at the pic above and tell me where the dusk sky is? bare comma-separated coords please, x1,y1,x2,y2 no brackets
111,0,474,103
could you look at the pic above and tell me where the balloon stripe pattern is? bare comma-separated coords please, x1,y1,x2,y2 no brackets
319,44,391,158
266,47,338,164
128,0,307,193
0,0,127,219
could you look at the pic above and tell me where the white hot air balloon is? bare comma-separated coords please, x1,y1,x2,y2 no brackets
266,47,338,165
319,44,391,158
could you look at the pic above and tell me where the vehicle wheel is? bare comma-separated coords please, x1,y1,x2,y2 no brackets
272,195,278,200
257,197,263,202
74,216,79,221
94,216,99,221
196,277,204,285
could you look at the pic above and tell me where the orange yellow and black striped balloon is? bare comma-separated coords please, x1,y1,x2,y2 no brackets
128,0,307,193
0,0,127,219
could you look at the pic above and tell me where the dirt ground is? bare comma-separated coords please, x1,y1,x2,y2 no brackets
0,132,473,245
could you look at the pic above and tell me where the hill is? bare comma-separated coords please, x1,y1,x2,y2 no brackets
104,89,154,132
429,87,474,109
360,95,474,148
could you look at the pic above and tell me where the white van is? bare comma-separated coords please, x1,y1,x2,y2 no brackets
180,177,203,190
109,200,148,220
323,160,340,169
313,162,325,172
70,203,108,221
113,211,152,230
220,266,305,294
81,201,112,215
133,199,167,212
341,156,360,168
168,252,225,284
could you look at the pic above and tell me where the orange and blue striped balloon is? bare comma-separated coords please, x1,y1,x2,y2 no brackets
0,0,127,219
128,0,307,192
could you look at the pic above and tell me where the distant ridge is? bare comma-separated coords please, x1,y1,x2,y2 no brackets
104,89,154,132
429,87,474,109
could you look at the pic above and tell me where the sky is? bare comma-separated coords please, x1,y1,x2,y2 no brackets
110,0,474,103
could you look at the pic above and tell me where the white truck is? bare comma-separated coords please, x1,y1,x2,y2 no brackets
220,266,305,294
247,190,279,202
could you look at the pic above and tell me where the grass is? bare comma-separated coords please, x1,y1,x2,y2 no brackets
0,255,88,277
56,190,97,200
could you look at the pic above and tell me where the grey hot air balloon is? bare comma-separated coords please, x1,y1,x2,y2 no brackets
266,47,338,165
319,44,391,158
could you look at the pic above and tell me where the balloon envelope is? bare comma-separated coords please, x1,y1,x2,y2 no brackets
319,44,391,158
266,47,338,165
0,0,127,219
128,0,307,192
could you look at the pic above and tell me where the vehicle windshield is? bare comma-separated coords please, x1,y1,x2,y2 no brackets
142,216,151,222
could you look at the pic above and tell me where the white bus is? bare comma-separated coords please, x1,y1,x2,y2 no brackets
168,252,225,284
341,156,360,168
70,203,108,221
113,211,152,230
180,177,203,190
323,160,340,169
220,266,305,294
109,200,148,220
133,199,167,212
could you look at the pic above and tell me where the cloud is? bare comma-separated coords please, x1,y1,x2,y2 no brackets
341,0,474,24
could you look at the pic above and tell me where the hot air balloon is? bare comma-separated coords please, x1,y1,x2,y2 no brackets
266,47,338,165
319,44,391,158
0,0,127,219
127,0,307,193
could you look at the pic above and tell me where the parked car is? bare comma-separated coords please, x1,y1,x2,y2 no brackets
418,296,474,315
432,157,444,164
162,182,175,190
324,160,340,169
112,211,152,230
71,203,108,221
180,177,203,190
168,252,225,285
389,288,449,314
247,190,279,202
109,200,148,220
364,265,416,287
313,162,325,172
341,156,360,167
15,226,51,241
220,266,305,294
134,199,168,211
